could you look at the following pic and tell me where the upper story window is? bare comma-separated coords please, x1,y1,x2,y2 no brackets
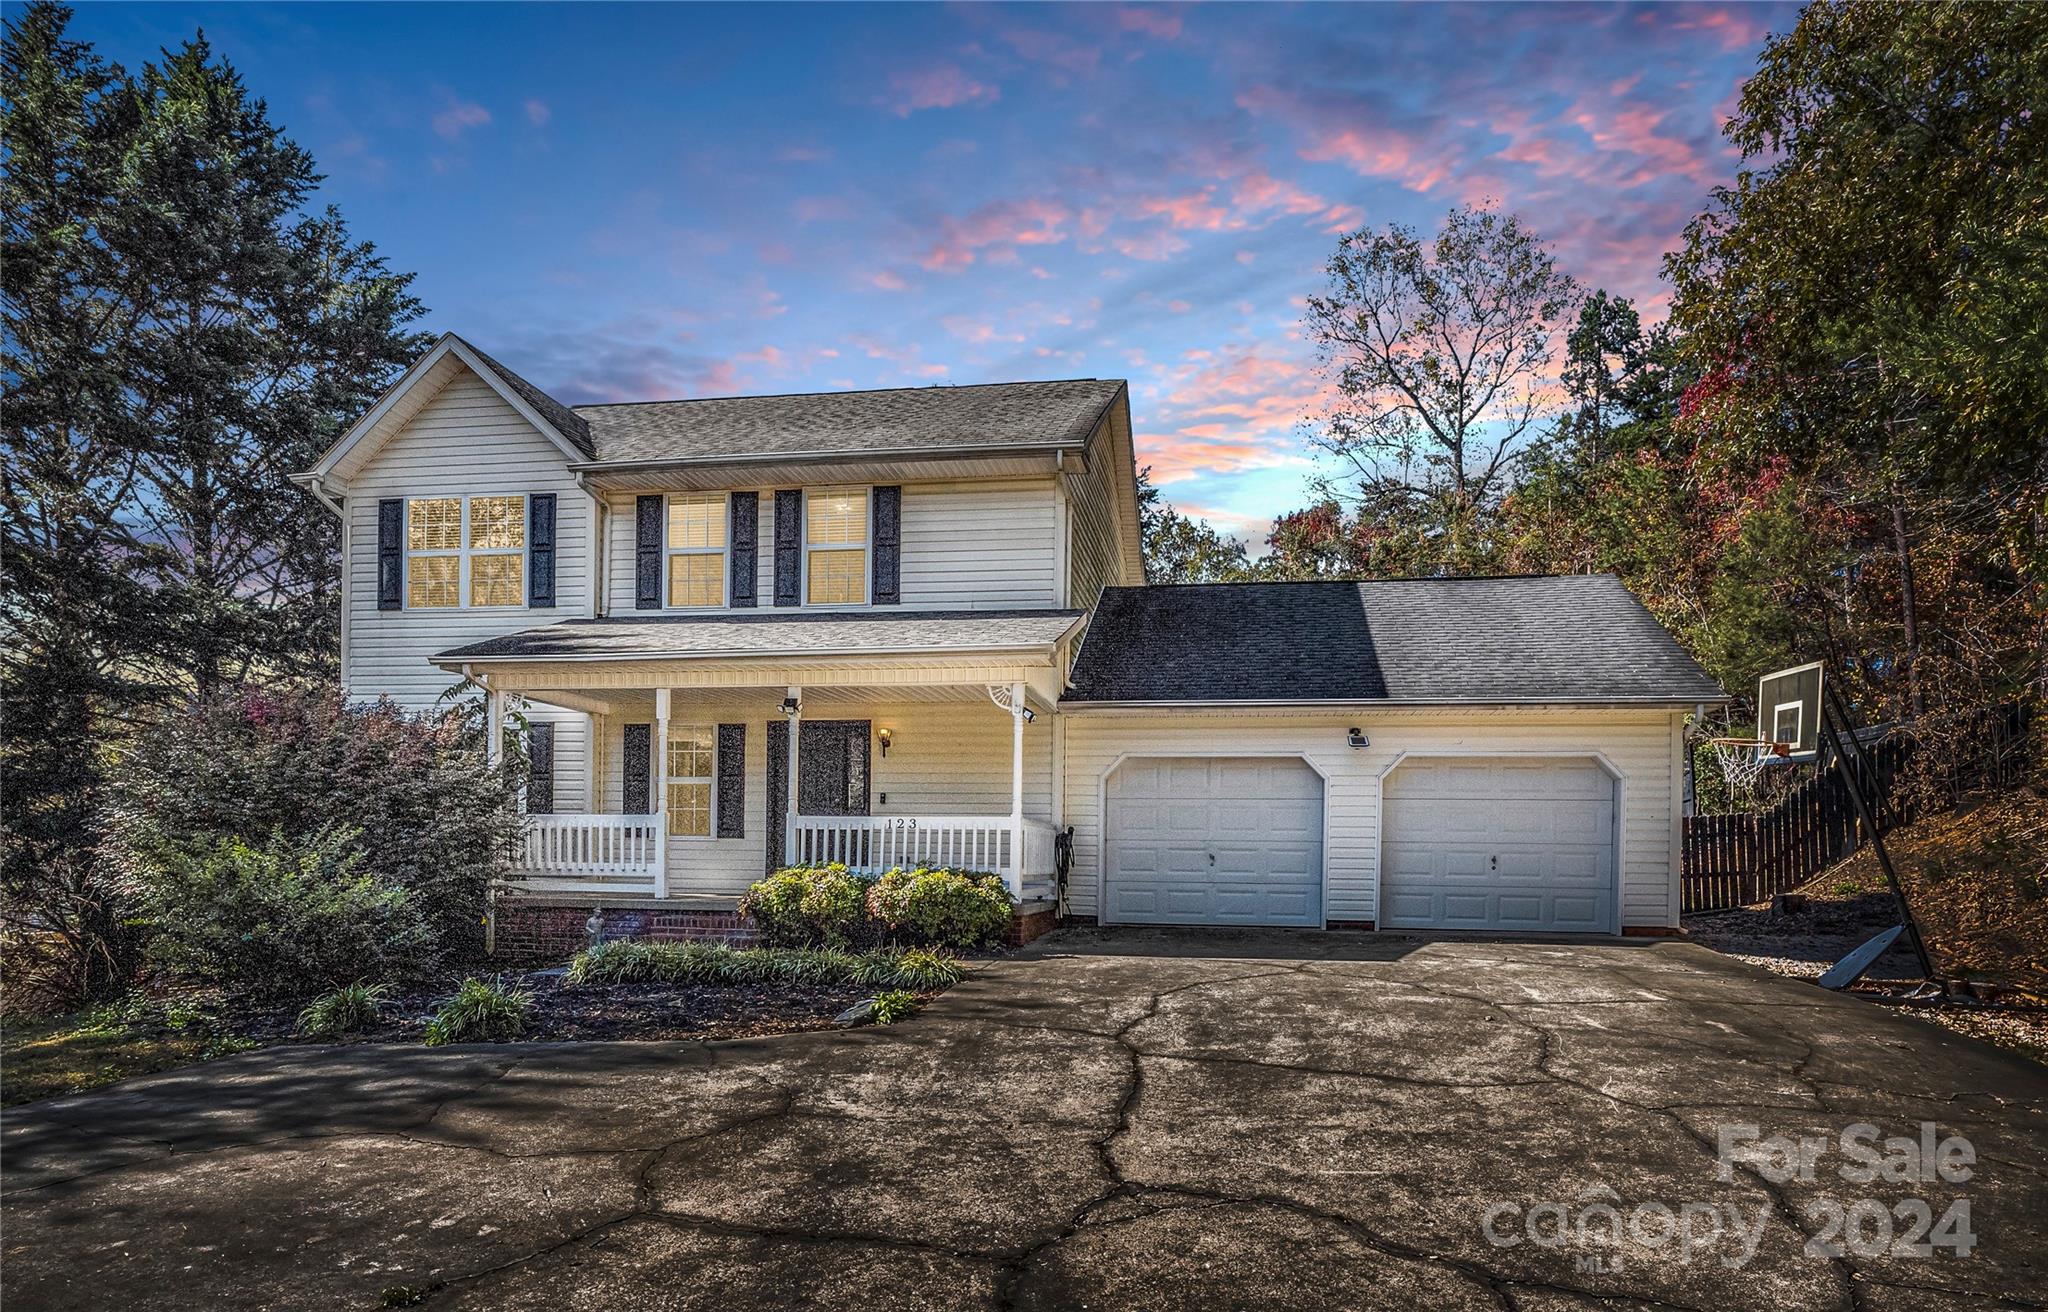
406,494,524,609
806,486,868,605
666,493,725,608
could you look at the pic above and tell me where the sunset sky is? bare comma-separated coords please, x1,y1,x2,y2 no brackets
67,1,1796,545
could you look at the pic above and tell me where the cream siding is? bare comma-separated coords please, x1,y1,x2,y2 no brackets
1058,707,1686,930
593,694,1054,896
340,367,595,812
603,480,1061,614
1065,414,1126,604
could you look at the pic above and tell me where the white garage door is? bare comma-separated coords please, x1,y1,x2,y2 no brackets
1106,757,1324,927
1381,758,1616,933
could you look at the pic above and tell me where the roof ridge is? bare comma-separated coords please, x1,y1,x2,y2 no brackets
572,377,1120,413
1115,573,1607,589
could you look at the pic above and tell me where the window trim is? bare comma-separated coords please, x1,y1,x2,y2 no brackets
403,492,528,610
663,492,729,610
802,485,872,609
663,722,719,840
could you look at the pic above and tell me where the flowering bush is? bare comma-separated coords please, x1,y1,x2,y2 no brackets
110,685,522,985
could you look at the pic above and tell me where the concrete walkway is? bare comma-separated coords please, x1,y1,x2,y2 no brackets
5,928,2045,1310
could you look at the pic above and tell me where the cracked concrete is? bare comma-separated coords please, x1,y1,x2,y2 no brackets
4,927,2044,1310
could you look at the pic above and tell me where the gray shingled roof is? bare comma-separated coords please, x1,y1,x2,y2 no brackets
568,378,1125,465
435,609,1086,663
458,337,596,459
1062,576,1726,705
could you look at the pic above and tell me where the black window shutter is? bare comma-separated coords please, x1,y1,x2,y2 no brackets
872,485,901,606
528,493,557,608
377,499,403,610
527,722,555,814
716,723,745,838
773,489,802,607
765,719,788,870
622,723,652,814
635,495,662,609
729,493,758,608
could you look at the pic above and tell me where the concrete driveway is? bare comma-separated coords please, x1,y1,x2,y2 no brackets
5,928,2045,1310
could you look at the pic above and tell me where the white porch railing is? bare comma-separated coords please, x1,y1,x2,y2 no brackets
789,815,1058,890
513,814,663,896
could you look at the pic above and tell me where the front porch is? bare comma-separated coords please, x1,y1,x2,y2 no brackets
470,654,1069,906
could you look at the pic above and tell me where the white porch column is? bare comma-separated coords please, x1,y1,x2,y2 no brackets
653,687,670,898
784,687,803,867
1008,680,1026,898
484,682,505,769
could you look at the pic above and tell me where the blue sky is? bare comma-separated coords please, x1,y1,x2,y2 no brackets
64,1,1796,544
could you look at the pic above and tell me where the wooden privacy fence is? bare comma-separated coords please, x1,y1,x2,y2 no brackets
1680,702,2032,913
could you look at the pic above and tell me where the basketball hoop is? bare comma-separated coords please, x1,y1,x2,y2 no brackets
1706,737,1789,799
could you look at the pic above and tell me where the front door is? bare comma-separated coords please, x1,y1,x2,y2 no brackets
766,719,871,870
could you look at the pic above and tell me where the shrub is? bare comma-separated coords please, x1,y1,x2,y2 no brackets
562,942,966,993
888,947,965,991
870,990,921,1025
865,867,1013,947
298,982,394,1039
110,686,523,972
423,976,532,1045
134,828,433,997
739,865,872,946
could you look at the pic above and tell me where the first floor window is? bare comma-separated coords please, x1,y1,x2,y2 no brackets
665,725,716,836
806,486,868,605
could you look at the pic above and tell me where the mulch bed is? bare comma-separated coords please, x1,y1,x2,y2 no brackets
216,970,878,1046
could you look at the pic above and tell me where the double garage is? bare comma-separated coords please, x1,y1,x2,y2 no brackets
1099,752,1622,934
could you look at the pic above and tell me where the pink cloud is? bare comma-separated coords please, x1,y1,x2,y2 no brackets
1114,5,1184,40
432,97,491,141
869,269,909,292
884,64,1000,116
523,98,550,126
1135,189,1240,231
920,197,1070,272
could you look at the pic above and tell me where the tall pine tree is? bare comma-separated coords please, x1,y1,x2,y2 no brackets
1,2,428,1001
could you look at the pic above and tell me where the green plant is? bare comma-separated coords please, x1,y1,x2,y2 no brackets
133,827,434,997
739,865,873,946
110,687,523,973
888,947,966,991
865,867,1012,947
422,976,532,1045
562,942,966,994
297,982,394,1039
870,990,921,1025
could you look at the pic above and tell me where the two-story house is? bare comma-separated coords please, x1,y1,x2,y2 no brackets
297,333,1724,952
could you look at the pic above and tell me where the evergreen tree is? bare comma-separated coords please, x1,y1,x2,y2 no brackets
1,3,428,1001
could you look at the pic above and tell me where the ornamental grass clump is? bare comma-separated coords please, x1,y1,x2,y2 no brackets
297,982,393,1039
422,976,532,1045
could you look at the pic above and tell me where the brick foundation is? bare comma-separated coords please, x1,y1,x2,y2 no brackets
491,902,759,962
1008,904,1061,947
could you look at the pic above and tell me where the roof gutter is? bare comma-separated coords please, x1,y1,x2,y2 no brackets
1058,695,1731,710
565,439,1085,473
291,470,344,519
428,618,1089,670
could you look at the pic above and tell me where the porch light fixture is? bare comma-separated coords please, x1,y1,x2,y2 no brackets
1347,727,1369,748
877,727,892,757
781,695,801,716
1021,707,1036,724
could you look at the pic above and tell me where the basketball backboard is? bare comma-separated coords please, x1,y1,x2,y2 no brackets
1756,661,1823,759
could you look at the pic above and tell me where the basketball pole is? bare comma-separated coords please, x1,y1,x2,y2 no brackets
1818,682,1936,982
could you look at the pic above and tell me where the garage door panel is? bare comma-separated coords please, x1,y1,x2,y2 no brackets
1107,757,1323,928
1382,758,1616,933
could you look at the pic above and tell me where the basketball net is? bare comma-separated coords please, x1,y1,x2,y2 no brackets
1706,738,1788,801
